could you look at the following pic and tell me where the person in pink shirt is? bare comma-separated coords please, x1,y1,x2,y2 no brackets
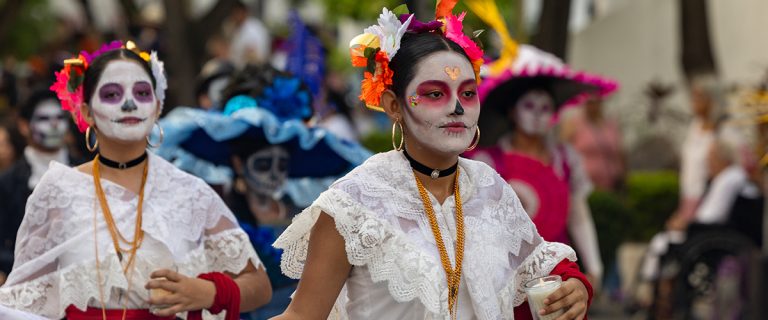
562,93,625,192
466,44,618,288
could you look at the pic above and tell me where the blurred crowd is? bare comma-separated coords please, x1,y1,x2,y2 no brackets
0,1,765,319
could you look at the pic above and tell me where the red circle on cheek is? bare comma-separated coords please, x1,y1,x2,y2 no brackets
460,97,480,108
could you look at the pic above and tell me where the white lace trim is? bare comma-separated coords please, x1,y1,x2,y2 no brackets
274,151,579,319
275,188,577,319
275,188,446,313
501,242,577,313
1,222,260,318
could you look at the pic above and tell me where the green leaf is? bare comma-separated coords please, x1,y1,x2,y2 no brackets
67,75,83,93
363,47,378,58
391,4,410,16
364,47,381,74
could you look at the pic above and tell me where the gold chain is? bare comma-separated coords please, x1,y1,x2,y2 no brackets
413,167,465,317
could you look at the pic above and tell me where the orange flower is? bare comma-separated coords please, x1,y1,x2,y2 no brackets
358,51,393,109
352,55,368,68
471,58,483,83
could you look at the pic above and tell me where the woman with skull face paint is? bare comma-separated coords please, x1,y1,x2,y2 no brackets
0,42,272,319
466,39,619,290
0,88,82,285
272,4,591,320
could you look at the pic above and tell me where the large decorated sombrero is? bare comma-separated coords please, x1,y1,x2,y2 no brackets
464,0,618,145
156,67,371,206
479,44,619,112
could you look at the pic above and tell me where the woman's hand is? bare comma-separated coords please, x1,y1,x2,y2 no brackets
145,268,217,317
539,278,589,320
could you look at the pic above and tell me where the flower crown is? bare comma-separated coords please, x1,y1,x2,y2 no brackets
50,40,168,132
349,3,484,111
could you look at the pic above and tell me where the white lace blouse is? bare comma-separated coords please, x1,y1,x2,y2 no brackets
274,151,577,320
0,153,263,319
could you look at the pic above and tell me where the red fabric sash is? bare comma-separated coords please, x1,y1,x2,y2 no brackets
65,305,175,320
188,272,241,320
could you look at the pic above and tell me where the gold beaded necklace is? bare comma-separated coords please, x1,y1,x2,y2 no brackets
413,167,465,318
91,155,148,320
93,154,147,274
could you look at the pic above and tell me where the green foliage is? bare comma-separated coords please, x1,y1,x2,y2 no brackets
625,171,679,241
360,130,397,154
0,0,56,59
588,171,679,269
588,190,629,269
319,0,403,23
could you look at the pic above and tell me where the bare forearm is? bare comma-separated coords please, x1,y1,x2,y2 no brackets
233,264,272,311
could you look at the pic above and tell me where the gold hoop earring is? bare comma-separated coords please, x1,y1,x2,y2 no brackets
391,120,404,151
147,122,164,148
85,126,99,152
466,127,480,151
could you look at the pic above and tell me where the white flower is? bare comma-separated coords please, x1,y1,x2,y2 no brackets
363,8,413,60
150,51,168,110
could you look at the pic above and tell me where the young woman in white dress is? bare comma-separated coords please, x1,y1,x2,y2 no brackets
0,42,272,320
271,7,592,320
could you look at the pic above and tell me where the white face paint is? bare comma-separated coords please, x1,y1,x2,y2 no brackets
401,51,480,154
30,99,69,149
514,90,554,136
91,60,158,142
243,146,290,198
208,77,229,108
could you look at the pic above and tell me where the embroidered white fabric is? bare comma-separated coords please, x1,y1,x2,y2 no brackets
274,151,576,319
0,153,262,319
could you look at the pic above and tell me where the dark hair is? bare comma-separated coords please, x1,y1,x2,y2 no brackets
82,49,156,106
229,133,271,161
196,61,235,99
221,64,314,121
1,118,26,158
389,32,471,101
19,88,59,121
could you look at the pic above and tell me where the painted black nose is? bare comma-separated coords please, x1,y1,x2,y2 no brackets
452,101,465,115
121,99,138,112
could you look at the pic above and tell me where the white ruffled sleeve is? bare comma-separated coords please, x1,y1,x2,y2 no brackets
199,182,264,274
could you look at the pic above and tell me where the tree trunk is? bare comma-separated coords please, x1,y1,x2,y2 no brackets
191,0,238,66
163,0,197,108
0,0,24,46
679,0,717,79
531,0,571,61
116,0,141,27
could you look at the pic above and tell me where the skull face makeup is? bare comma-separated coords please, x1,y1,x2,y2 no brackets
513,90,555,136
91,60,158,142
243,146,290,198
30,100,69,149
401,51,479,154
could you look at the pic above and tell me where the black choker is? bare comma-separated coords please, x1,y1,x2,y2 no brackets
97,152,147,170
403,149,458,179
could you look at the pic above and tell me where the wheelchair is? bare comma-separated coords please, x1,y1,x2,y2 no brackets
650,196,763,320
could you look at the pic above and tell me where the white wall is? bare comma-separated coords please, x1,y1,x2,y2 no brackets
567,0,768,154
